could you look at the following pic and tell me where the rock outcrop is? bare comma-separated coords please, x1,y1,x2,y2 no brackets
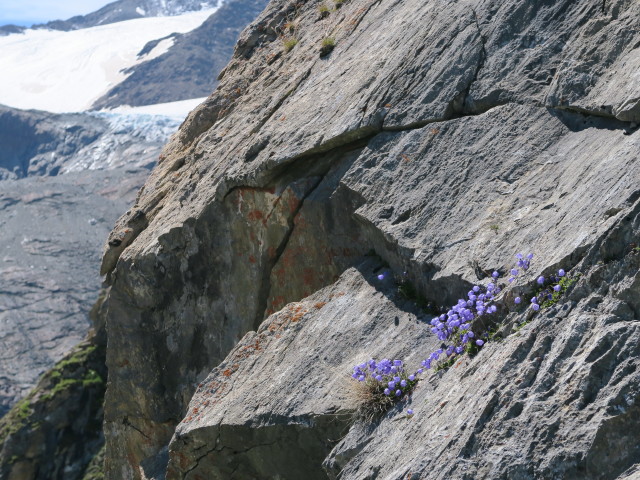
95,0,640,477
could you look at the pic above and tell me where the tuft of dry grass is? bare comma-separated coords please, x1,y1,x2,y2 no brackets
348,378,398,421
283,37,299,52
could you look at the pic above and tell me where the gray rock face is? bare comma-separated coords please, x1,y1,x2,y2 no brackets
96,0,640,477
325,211,640,480
168,207,640,479
92,0,270,109
166,259,437,479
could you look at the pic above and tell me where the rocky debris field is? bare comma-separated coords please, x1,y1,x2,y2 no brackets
0,168,148,416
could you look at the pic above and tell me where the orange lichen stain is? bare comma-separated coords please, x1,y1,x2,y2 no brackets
430,128,440,135
248,254,257,264
267,246,277,259
222,369,233,377
271,295,286,309
192,407,199,414
287,195,300,214
247,210,264,221
401,154,412,163
314,302,326,309
294,213,307,228
291,308,308,322
302,268,315,286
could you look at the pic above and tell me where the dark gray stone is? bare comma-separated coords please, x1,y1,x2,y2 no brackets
94,0,640,477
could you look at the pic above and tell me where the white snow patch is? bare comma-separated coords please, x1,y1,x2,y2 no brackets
105,97,207,120
0,9,217,113
141,36,176,60
136,7,147,16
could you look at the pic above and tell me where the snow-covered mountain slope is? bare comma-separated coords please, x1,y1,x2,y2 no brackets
0,0,221,35
0,9,216,112
92,0,269,108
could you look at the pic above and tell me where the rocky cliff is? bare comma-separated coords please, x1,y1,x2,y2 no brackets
29,0,640,478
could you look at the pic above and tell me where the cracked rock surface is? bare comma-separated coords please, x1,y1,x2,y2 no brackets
97,0,640,477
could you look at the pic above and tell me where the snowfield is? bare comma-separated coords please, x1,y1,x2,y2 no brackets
108,96,207,119
0,9,217,113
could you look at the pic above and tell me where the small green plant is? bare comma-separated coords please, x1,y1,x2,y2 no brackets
317,3,330,17
489,224,499,232
539,274,580,309
320,36,336,56
283,37,298,52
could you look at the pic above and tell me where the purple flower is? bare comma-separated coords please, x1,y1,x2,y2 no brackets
527,253,534,260
476,339,484,346
395,389,402,397
516,253,523,259
400,380,407,387
532,303,540,311
384,388,390,395
515,297,521,304
553,284,561,292
393,359,403,367
511,268,518,276
407,409,414,415
375,375,382,381
377,273,385,280
531,297,537,304
473,285,480,293
388,381,396,389
537,276,545,285
408,374,415,381
492,271,499,278
558,269,565,277
416,369,424,374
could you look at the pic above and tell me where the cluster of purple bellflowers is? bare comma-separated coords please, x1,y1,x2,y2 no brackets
352,359,420,398
353,252,572,415
514,268,567,311
421,269,502,369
